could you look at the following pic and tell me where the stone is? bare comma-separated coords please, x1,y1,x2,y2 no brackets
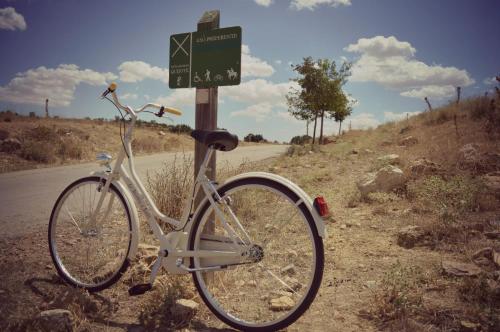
364,149,374,154
399,136,418,146
377,154,400,165
485,231,500,239
483,173,500,197
350,149,359,155
269,296,294,311
170,299,199,319
472,247,492,261
458,144,500,174
381,140,392,146
0,138,21,153
397,226,426,249
493,250,500,268
281,264,296,276
340,224,347,230
407,158,445,178
158,131,166,136
357,165,406,197
441,260,482,277
38,309,73,332
459,320,481,332
283,276,302,291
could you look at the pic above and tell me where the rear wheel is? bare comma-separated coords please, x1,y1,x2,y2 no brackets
48,177,132,292
189,177,324,331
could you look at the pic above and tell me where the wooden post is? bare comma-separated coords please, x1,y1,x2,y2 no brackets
195,10,219,284
424,97,433,112
456,86,461,105
194,10,219,207
45,98,49,118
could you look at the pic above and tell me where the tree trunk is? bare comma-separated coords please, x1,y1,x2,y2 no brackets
338,120,342,136
306,119,309,136
312,114,318,145
319,110,324,145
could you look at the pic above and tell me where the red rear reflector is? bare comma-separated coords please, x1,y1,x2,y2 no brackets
313,196,329,217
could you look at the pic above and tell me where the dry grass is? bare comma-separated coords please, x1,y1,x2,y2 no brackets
0,116,193,173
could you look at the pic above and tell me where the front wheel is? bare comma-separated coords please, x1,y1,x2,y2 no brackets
48,176,132,292
189,177,324,331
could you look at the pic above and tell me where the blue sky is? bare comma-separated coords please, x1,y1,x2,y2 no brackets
1,0,499,142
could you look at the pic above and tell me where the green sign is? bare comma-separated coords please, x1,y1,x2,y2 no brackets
169,26,241,89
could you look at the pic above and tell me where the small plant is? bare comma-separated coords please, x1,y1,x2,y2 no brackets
0,129,9,140
371,261,426,322
407,175,482,222
19,141,57,163
28,126,59,142
58,138,84,160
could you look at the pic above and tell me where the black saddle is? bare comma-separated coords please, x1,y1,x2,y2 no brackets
190,129,239,152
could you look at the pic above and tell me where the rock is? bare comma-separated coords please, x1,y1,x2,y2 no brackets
458,144,500,174
377,154,400,165
281,264,296,276
283,276,302,291
38,309,73,332
442,260,482,277
381,140,392,146
407,158,445,178
484,231,500,239
350,149,359,155
472,247,492,260
357,165,406,197
340,224,347,230
364,280,376,289
0,138,21,153
364,149,374,154
171,299,199,320
399,136,418,146
158,131,166,136
397,225,426,249
269,296,294,311
484,173,500,197
460,320,481,332
493,250,500,268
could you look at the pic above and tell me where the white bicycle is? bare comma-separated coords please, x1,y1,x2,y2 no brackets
48,83,327,331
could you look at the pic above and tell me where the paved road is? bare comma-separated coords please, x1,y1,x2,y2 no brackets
0,145,287,237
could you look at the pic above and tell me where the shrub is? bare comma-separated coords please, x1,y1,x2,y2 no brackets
28,126,59,142
132,137,163,153
58,138,84,160
0,129,9,140
290,135,311,145
19,141,57,163
469,96,491,120
244,133,265,143
407,175,482,222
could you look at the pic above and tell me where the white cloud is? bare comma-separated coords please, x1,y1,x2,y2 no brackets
231,102,273,122
254,0,273,6
400,85,456,99
121,93,138,100
222,79,298,107
155,89,195,108
275,60,282,65
241,45,275,78
348,113,380,129
290,0,352,11
384,110,421,122
118,61,169,83
483,76,498,85
0,64,117,107
345,35,474,99
0,7,26,31
345,35,415,58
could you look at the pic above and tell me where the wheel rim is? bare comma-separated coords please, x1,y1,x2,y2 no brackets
193,183,318,328
50,180,130,288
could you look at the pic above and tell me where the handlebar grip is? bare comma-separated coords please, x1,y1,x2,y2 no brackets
108,82,117,92
164,107,182,116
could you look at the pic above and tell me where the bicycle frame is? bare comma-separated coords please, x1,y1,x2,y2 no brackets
90,105,253,275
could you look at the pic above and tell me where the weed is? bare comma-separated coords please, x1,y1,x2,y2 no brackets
28,126,59,142
18,141,57,163
371,261,426,322
407,175,482,222
58,138,84,160
0,129,9,140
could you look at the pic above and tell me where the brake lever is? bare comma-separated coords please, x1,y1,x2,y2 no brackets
155,106,165,118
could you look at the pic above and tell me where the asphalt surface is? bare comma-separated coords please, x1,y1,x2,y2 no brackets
0,145,287,237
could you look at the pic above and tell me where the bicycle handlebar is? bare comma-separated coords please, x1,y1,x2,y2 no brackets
101,82,182,118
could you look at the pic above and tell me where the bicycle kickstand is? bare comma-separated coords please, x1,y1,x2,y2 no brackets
128,251,165,296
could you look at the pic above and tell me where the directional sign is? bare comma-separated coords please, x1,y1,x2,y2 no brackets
169,26,241,89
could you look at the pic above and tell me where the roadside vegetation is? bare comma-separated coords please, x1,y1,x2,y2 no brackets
0,112,193,173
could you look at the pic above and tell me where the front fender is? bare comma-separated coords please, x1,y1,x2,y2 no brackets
192,171,326,238
91,171,140,259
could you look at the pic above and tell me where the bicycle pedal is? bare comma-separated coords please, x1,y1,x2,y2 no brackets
128,283,152,296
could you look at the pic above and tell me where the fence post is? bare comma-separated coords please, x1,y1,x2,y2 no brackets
456,86,461,105
45,98,49,118
424,97,433,112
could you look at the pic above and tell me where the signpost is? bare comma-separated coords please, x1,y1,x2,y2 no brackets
169,10,242,209
169,25,241,89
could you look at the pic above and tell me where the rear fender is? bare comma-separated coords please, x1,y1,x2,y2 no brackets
191,171,326,238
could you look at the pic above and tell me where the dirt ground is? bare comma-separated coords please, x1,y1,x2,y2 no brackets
1,103,499,331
